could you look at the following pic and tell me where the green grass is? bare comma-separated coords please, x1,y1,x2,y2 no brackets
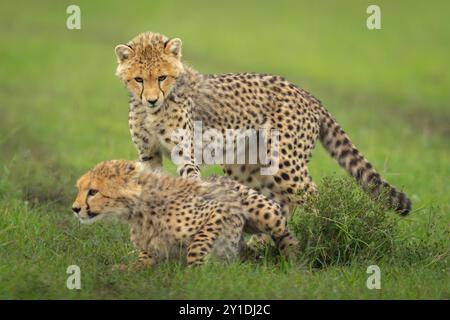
0,0,449,299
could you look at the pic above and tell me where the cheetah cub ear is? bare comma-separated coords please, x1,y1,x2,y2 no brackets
132,161,146,174
164,38,182,58
124,161,144,176
115,44,134,62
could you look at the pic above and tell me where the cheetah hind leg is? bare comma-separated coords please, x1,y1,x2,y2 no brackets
273,232,299,261
245,234,274,259
187,213,245,266
245,199,292,257
246,231,299,262
221,165,284,256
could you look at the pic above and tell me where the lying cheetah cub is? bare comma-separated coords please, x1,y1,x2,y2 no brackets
72,160,297,267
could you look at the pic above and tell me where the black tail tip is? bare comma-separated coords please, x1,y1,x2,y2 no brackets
394,192,412,216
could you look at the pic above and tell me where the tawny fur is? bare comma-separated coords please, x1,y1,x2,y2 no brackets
115,32,411,216
72,160,297,267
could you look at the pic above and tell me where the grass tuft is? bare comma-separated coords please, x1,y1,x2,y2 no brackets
290,176,399,268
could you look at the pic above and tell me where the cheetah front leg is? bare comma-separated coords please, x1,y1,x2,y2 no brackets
158,126,201,179
112,250,156,271
129,102,163,171
164,137,201,179
174,130,201,179
137,250,156,267
135,134,163,171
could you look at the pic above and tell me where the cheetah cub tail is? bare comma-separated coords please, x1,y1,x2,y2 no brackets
317,108,412,215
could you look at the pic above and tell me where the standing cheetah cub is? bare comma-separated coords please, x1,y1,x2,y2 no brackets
72,160,297,267
115,31,411,217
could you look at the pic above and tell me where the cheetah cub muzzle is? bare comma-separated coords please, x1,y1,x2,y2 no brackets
72,160,298,267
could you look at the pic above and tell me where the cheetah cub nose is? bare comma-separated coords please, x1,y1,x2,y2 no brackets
147,99,158,107
72,207,81,214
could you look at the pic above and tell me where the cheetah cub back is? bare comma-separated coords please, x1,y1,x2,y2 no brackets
115,31,411,217
72,160,297,267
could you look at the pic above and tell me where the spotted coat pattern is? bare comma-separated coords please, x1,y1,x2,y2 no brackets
116,32,411,216
72,160,298,267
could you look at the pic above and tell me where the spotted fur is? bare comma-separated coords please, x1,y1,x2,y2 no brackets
72,160,298,267
115,32,411,216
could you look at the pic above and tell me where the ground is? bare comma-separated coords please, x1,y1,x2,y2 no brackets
0,0,448,299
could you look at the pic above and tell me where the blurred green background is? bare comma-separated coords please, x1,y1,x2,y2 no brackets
0,0,448,299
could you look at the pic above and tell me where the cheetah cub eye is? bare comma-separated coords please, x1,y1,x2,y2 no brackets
158,75,167,82
87,189,98,197
134,77,143,83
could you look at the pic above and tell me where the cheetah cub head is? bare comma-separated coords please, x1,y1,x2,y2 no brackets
72,160,145,224
114,32,183,110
